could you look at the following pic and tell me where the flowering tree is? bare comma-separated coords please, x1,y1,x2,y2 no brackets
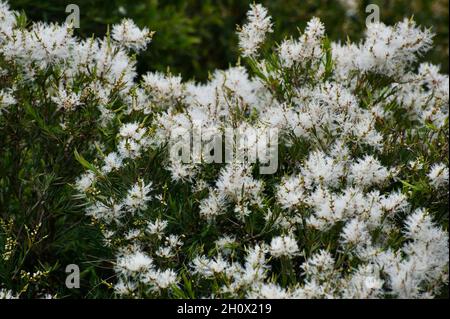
1,2,448,298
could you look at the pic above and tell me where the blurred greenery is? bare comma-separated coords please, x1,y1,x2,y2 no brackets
10,0,449,80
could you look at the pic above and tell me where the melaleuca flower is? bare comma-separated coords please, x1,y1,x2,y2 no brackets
199,190,227,221
269,234,299,258
427,163,449,188
278,17,325,68
247,283,290,299
0,1,16,40
333,19,434,78
146,219,168,239
51,85,82,111
75,171,96,193
142,72,184,109
123,179,152,213
0,89,15,112
0,288,17,299
237,4,273,58
101,152,123,174
348,155,390,188
63,2,447,300
115,249,154,276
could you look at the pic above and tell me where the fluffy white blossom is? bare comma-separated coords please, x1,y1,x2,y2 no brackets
427,163,449,188
269,234,299,258
123,180,152,212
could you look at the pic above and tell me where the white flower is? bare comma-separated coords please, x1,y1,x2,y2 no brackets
114,279,137,296
191,255,229,278
123,179,152,212
247,283,290,299
199,190,226,221
101,152,123,173
112,18,153,51
51,85,82,111
427,163,449,188
341,219,370,246
115,250,153,275
75,171,96,193
301,250,335,280
278,17,325,68
0,288,17,299
237,4,273,57
269,234,299,258
150,269,178,290
119,122,146,140
0,89,15,112
348,155,390,188
276,175,306,209
215,235,236,255
142,72,184,108
302,150,345,189
146,218,168,238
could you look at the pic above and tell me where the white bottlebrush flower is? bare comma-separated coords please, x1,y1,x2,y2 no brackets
142,72,184,108
123,179,152,212
333,19,433,78
101,152,123,174
42,2,448,299
75,171,96,193
380,191,409,213
302,150,345,189
215,235,236,255
269,234,299,258
119,122,146,140
0,1,16,39
199,190,226,221
0,288,18,299
427,163,449,188
114,279,137,296
341,218,370,246
278,17,325,68
276,175,306,210
145,269,178,291
237,4,273,57
247,283,290,299
342,264,384,298
215,163,264,213
0,89,15,112
301,250,335,280
115,250,153,275
27,22,76,69
191,255,229,278
112,18,154,51
86,200,123,223
146,218,168,238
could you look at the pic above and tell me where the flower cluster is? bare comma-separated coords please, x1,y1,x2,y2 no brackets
1,1,448,299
